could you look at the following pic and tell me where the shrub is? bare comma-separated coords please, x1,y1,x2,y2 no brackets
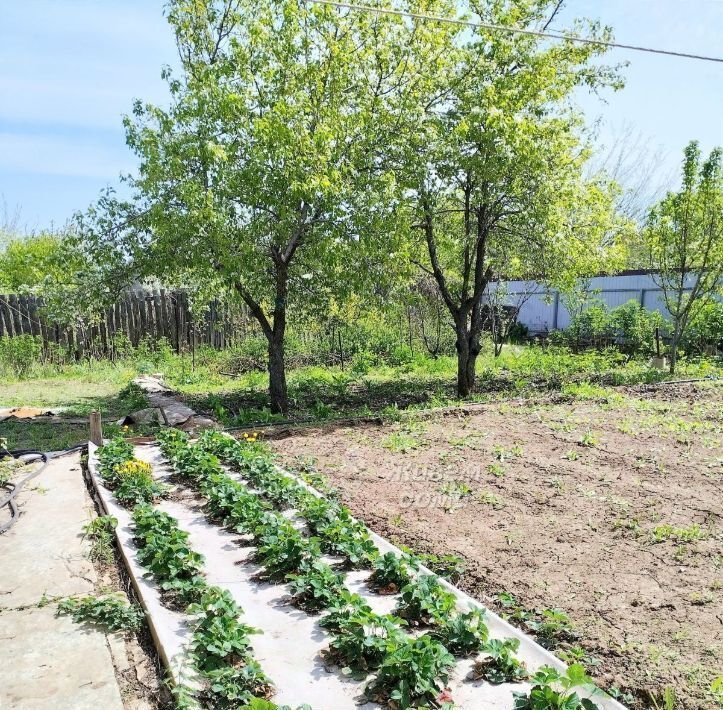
609,300,665,355
0,334,42,378
683,300,723,354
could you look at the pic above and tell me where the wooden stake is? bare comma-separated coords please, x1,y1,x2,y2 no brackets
89,411,103,446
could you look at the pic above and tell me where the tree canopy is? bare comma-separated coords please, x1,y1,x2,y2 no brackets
644,140,723,372
77,0,637,407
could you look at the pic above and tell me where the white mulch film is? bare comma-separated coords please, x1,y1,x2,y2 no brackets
87,441,627,710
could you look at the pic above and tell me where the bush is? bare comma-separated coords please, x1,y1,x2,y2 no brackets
0,335,42,378
609,300,666,355
683,300,723,355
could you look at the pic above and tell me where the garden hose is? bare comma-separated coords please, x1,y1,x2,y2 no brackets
0,444,86,535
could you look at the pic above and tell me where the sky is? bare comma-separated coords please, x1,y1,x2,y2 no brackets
1,0,722,231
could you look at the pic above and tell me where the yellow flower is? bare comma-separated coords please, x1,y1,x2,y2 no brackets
115,459,152,479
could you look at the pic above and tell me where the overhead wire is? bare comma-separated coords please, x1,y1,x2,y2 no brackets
305,0,723,64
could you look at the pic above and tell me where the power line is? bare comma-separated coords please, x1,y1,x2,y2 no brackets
306,0,723,64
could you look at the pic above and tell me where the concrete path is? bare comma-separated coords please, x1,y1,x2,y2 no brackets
0,452,124,710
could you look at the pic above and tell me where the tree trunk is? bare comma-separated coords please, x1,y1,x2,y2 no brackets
267,332,288,414
669,327,681,375
455,328,478,397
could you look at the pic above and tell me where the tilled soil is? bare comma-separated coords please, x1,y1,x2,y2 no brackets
271,382,723,709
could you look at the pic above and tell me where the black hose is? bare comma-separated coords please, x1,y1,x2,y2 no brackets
0,444,86,535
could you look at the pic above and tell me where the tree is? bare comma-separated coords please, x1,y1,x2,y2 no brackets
0,231,77,293
643,141,723,373
395,0,629,397
90,0,454,413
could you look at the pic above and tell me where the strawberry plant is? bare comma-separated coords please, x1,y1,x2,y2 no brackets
368,551,419,594
414,550,465,583
96,437,134,486
364,634,455,708
394,575,457,625
188,586,260,672
262,474,306,509
431,608,489,657
513,664,602,709
58,593,144,632
287,560,345,612
527,608,577,649
132,504,207,607
114,459,168,507
203,471,269,533
202,661,272,709
325,609,407,673
318,590,372,633
471,637,529,684
254,515,320,580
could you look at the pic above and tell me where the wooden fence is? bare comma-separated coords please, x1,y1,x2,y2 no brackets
0,288,250,355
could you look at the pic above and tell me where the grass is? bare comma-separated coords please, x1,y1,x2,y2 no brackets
1,343,721,450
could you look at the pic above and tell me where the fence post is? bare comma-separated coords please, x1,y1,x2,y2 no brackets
89,411,103,446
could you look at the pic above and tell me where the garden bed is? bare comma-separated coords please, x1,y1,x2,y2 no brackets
87,434,627,709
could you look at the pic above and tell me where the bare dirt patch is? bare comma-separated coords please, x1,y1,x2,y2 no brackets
271,382,723,709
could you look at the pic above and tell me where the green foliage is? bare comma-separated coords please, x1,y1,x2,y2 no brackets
415,551,466,584
318,590,371,633
57,593,144,633
0,335,42,378
394,575,458,625
642,141,723,372
253,515,320,581
471,638,529,685
683,300,723,354
431,608,489,657
513,664,601,710
96,437,135,486
610,300,666,355
132,504,207,607
364,634,455,708
554,299,667,356
326,610,407,674
114,459,168,507
0,231,83,294
83,515,118,565
202,661,271,709
188,586,259,672
368,552,420,594
527,609,577,650
116,381,150,412
287,560,345,612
